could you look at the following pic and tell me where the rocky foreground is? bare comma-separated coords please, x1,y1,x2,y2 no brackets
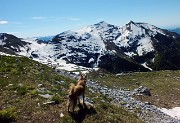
59,70,180,123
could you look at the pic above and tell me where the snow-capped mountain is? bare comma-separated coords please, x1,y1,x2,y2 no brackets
1,21,180,73
0,33,30,55
51,21,180,72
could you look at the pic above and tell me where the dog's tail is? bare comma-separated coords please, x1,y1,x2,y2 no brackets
69,83,75,95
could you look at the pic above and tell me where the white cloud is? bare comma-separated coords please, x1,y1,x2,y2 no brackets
32,16,47,20
0,20,8,24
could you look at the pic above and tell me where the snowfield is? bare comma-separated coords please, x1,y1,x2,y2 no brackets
160,107,180,119
136,37,154,56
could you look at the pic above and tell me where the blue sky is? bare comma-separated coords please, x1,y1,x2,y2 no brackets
0,0,180,38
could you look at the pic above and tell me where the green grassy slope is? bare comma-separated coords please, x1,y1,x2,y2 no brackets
0,56,143,123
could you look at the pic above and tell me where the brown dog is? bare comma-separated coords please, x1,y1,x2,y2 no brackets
67,73,87,112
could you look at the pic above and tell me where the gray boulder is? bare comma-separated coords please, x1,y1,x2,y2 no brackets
133,86,151,96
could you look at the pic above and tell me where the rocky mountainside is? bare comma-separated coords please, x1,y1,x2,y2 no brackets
1,21,180,72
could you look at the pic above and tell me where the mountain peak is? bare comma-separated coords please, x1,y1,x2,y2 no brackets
125,21,139,28
128,20,135,24
99,21,108,24
94,21,110,27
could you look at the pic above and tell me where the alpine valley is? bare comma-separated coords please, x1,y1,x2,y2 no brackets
1,21,180,73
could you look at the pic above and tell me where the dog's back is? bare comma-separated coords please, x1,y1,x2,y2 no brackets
69,84,85,97
73,85,84,97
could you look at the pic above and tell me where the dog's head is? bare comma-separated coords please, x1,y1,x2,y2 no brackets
79,73,87,82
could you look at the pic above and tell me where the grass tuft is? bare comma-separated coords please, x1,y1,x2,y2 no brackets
0,108,17,123
51,94,63,104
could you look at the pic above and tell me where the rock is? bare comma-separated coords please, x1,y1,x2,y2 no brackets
55,80,65,84
38,84,43,87
8,84,13,86
60,113,64,118
43,101,55,105
39,94,52,99
133,86,151,96
37,87,48,93
18,83,23,87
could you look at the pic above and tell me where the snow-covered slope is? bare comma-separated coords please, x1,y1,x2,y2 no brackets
1,21,180,72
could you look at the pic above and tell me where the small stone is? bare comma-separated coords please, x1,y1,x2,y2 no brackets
18,83,23,87
43,101,55,105
39,94,52,99
38,84,43,87
60,113,64,118
8,84,13,86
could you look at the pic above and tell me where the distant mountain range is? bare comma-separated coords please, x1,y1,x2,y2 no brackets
169,28,180,34
35,36,54,42
1,21,180,73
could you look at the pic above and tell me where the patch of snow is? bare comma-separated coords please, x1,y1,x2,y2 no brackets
160,107,180,119
22,38,55,61
88,57,94,63
111,50,116,54
18,46,29,56
141,62,152,71
0,39,6,45
56,58,88,72
0,52,16,56
124,52,136,57
136,37,154,56
130,22,146,36
139,23,165,36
